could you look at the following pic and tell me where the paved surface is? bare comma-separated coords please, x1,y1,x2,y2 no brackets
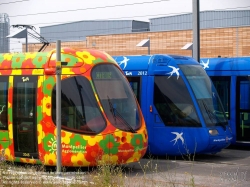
3,147,249,186
124,147,250,187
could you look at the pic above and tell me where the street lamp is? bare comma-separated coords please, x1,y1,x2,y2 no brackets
181,42,193,57
136,38,150,55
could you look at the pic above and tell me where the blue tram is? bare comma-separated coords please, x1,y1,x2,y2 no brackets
113,55,233,156
202,57,250,147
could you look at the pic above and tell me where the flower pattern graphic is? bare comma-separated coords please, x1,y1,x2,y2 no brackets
0,48,148,166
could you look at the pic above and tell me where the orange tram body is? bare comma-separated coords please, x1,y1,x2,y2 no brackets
0,47,148,167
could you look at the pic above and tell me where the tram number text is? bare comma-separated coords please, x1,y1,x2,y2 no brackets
138,71,147,75
23,153,30,157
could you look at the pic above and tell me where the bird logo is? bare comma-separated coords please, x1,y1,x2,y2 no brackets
170,132,184,145
22,77,29,82
201,59,209,69
167,66,180,79
118,56,129,70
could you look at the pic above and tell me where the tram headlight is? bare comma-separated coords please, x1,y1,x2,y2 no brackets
209,129,219,136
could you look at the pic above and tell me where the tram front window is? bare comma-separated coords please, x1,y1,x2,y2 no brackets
52,76,106,134
180,65,228,128
92,64,141,132
154,76,201,127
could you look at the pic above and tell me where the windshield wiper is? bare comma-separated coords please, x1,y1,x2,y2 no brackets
202,101,226,130
107,96,136,133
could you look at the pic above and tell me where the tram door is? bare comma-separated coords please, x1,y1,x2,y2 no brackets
13,76,38,158
236,76,250,143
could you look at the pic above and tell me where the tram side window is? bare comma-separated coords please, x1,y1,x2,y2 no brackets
210,76,230,119
127,77,141,104
52,76,106,135
0,77,8,130
239,78,250,110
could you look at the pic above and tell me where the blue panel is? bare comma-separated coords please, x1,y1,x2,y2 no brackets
113,55,151,71
204,57,250,146
201,57,250,73
240,81,250,110
113,54,233,155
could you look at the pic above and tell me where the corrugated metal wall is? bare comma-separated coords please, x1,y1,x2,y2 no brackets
150,10,250,31
132,21,150,32
0,13,10,53
40,20,149,42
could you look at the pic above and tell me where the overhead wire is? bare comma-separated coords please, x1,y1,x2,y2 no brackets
3,0,250,52
6,6,250,30
7,0,170,17
19,14,249,41
0,0,30,5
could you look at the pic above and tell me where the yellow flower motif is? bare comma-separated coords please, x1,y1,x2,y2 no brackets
114,131,123,137
62,68,74,74
25,52,37,60
37,124,45,144
61,130,72,144
4,53,13,61
125,133,133,143
83,135,103,146
126,151,141,163
76,51,95,64
8,101,12,108
9,76,13,87
138,129,147,143
20,158,36,164
44,153,56,166
99,154,118,165
42,96,51,116
8,123,13,140
11,69,22,75
32,69,44,75
71,153,90,166
113,131,127,144
4,148,14,161
37,76,43,88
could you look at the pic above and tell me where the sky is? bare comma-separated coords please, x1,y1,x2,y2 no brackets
1,0,250,52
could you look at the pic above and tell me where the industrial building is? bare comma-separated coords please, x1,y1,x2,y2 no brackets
0,13,10,53
24,10,250,58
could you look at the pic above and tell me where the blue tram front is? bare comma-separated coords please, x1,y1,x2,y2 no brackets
114,55,233,156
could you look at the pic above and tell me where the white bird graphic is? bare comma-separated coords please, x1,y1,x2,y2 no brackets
201,59,209,69
167,66,180,79
118,56,129,69
170,132,184,145
22,77,29,82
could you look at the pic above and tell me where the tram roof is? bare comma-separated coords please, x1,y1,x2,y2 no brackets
113,54,198,71
0,48,116,70
201,57,250,71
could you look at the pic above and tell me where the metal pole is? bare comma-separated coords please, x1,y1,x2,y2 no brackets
25,28,28,52
56,40,62,175
192,0,200,62
148,37,150,55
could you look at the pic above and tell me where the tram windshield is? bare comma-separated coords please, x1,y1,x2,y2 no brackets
92,64,141,132
154,76,201,127
180,65,228,128
52,76,106,134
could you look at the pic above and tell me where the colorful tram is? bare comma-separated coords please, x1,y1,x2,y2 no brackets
202,57,250,147
113,55,232,156
0,48,148,166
